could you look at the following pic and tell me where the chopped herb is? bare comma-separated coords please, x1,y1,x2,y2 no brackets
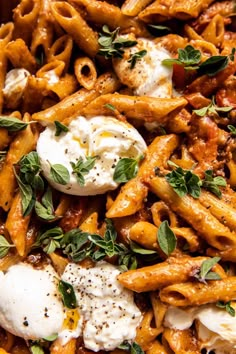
34,227,64,254
70,156,97,186
128,50,147,69
193,97,233,116
216,301,235,317
202,170,227,199
194,257,221,283
35,187,56,221
30,345,45,354
0,235,15,258
228,124,236,135
98,25,137,59
157,220,177,256
165,161,202,198
113,156,143,183
58,280,77,309
49,163,70,185
163,46,236,76
147,24,171,36
118,341,144,354
54,121,69,137
104,103,116,111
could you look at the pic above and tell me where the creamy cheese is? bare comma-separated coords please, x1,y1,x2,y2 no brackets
36,115,147,196
62,261,142,351
164,304,236,353
113,38,173,98
3,68,30,108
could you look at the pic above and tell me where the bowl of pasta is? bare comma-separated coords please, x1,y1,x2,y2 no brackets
0,0,236,353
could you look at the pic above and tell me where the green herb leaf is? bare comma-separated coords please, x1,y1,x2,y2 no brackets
70,156,97,186
193,97,233,117
113,157,140,183
49,163,70,185
194,257,221,283
14,169,35,216
35,187,56,221
118,341,144,354
157,220,177,256
162,45,201,70
128,50,147,69
43,333,58,341
104,103,116,111
216,301,236,317
165,161,202,198
130,240,157,255
147,24,171,36
98,25,137,59
0,116,29,132
58,280,77,309
202,170,227,198
54,121,69,137
31,345,45,354
0,235,15,258
228,124,236,135
34,227,63,254
199,55,229,77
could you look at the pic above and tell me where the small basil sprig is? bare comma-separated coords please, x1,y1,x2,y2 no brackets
202,170,227,198
193,97,233,116
30,345,45,354
54,121,69,137
113,156,143,183
34,227,64,254
0,235,15,258
0,116,34,132
98,25,137,59
35,187,57,221
216,301,235,317
128,50,147,69
49,163,70,185
70,156,97,186
163,45,236,76
193,257,221,283
118,341,144,354
165,161,202,198
157,221,177,256
58,280,77,309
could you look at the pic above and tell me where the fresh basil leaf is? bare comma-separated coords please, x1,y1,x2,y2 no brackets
58,280,77,309
157,220,177,256
104,103,116,111
54,121,69,137
147,24,171,36
131,342,145,354
98,25,137,59
216,301,235,317
130,240,157,255
193,97,233,117
128,50,147,69
70,156,97,186
31,345,45,354
0,235,15,258
199,55,229,77
202,170,226,199
35,201,56,221
200,257,221,280
162,45,201,69
32,175,44,192
34,227,64,252
193,106,209,117
14,170,34,216
204,271,222,280
113,157,139,183
50,164,70,185
43,333,58,341
0,116,29,132
42,187,53,211
228,124,236,135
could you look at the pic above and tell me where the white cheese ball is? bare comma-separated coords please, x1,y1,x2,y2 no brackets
62,261,142,351
113,38,173,98
0,263,64,340
37,115,147,196
3,68,30,109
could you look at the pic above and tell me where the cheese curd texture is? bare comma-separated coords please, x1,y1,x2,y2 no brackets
113,38,173,98
3,68,30,109
164,305,236,353
0,263,65,340
62,261,142,351
37,115,147,196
